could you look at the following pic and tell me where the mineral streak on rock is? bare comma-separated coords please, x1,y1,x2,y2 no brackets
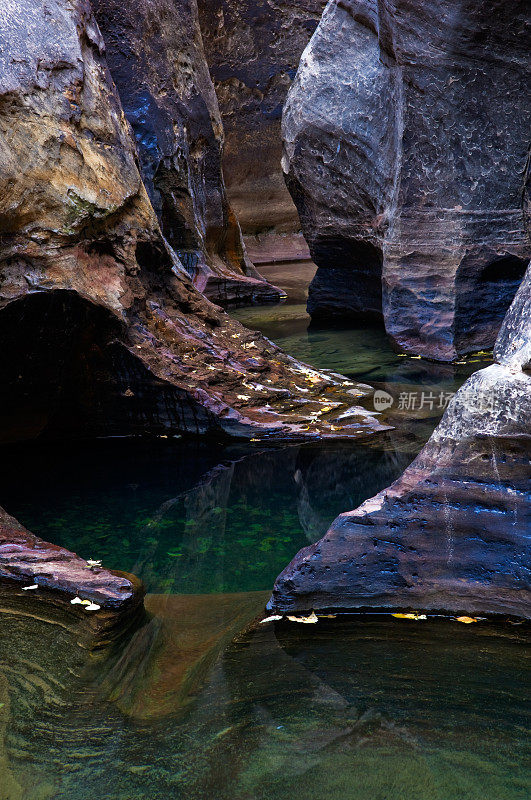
268,266,531,619
0,0,388,444
282,0,530,360
198,0,327,235
91,0,283,307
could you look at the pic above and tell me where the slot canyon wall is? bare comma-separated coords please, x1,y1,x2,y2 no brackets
282,0,530,360
0,0,386,447
0,0,394,620
198,0,327,261
91,0,284,306
269,265,531,619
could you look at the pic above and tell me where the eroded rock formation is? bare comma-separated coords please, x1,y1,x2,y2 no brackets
198,0,326,236
0,505,143,611
282,0,530,360
0,0,387,444
269,267,531,618
92,0,283,306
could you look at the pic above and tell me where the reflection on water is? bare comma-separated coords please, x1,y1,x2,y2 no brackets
0,436,414,595
0,602,528,800
0,261,514,799
233,261,493,423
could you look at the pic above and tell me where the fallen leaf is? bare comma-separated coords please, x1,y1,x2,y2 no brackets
392,612,426,620
287,611,318,624
260,615,283,624
22,584,39,591
456,616,477,624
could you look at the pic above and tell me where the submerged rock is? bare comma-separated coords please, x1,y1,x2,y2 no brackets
268,267,531,618
0,0,386,443
282,0,530,360
92,0,283,306
198,0,326,236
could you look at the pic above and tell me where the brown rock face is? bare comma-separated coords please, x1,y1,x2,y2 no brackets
198,0,327,235
0,0,386,444
282,0,530,360
268,267,531,619
91,0,283,306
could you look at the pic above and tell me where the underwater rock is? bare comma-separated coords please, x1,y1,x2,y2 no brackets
198,0,327,235
0,0,387,443
92,0,283,306
282,0,530,360
102,591,269,718
268,266,531,618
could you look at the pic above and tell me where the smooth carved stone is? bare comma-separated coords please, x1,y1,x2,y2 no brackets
282,0,530,360
198,0,327,234
494,266,531,371
0,0,388,444
92,0,282,307
268,267,531,618
0,507,142,609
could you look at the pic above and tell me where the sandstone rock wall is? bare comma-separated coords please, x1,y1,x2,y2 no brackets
0,0,384,444
198,0,327,235
282,0,530,360
92,0,282,305
269,266,531,618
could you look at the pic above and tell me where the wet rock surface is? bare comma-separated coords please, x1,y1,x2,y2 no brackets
0,0,387,444
269,267,531,618
0,506,142,611
198,0,326,235
92,0,283,306
282,0,530,360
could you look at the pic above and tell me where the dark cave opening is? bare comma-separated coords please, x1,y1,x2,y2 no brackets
455,253,528,352
0,290,125,443
307,236,384,322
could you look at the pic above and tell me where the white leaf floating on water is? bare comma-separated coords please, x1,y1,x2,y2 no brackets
22,584,39,591
84,603,101,612
260,615,283,624
71,597,93,606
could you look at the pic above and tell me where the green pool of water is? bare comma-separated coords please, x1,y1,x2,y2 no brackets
0,262,522,800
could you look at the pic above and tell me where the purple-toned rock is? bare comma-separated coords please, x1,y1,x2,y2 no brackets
268,266,531,618
282,0,530,360
198,0,327,235
92,0,282,306
0,507,142,610
0,0,386,444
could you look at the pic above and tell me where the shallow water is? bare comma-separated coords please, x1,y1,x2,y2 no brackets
0,262,525,800
1,608,528,800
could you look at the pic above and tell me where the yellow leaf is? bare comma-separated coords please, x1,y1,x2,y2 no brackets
287,612,318,624
456,616,477,624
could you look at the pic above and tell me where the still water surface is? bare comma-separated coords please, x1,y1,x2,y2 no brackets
0,261,527,799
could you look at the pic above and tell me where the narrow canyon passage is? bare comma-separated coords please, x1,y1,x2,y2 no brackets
1,261,526,800
0,0,528,797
